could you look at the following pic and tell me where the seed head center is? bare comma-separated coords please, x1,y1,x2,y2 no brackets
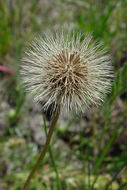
66,64,72,72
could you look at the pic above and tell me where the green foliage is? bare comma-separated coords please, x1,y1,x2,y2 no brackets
0,1,12,56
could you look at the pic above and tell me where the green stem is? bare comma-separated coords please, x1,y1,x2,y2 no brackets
22,108,60,190
42,113,62,190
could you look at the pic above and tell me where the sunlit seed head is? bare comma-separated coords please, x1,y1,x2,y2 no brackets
20,30,113,113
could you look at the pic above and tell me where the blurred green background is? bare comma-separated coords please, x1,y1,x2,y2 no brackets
0,0,127,189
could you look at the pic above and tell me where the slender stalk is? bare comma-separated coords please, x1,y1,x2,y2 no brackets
42,113,62,190
22,108,60,190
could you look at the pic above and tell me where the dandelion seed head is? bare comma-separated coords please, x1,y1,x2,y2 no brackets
20,30,113,113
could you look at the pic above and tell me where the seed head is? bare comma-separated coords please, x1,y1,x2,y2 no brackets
20,31,113,113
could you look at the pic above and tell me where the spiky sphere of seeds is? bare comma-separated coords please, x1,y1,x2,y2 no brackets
20,31,113,113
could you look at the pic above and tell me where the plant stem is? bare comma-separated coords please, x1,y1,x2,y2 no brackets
22,108,60,190
42,113,62,190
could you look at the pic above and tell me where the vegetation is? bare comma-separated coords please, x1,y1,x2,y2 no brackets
0,0,127,189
